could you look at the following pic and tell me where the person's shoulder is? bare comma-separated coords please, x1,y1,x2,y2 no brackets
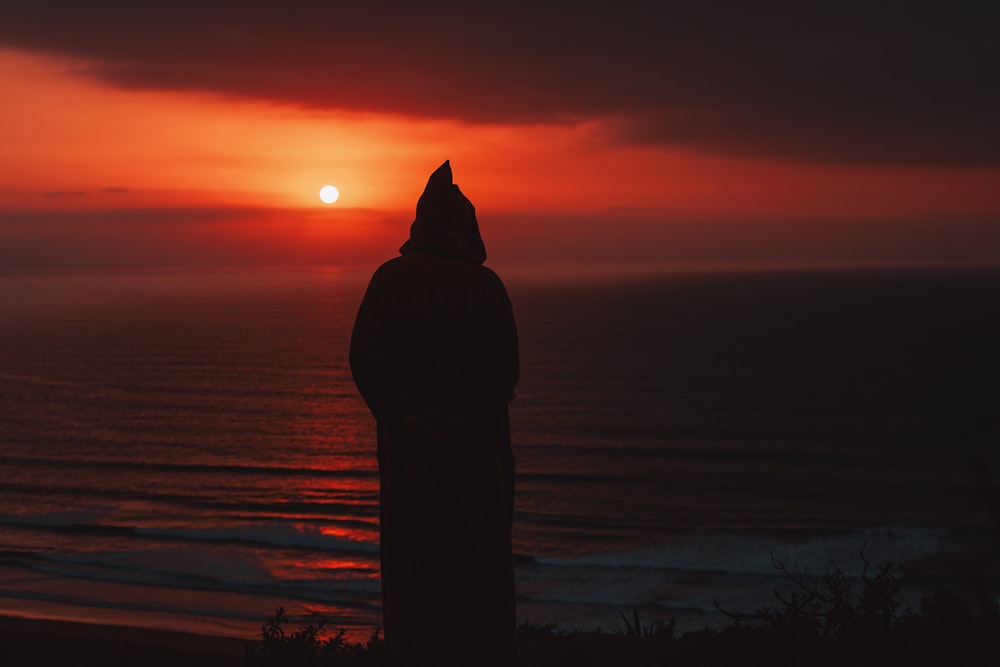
477,263,505,284
370,256,407,279
378,256,407,270
476,264,512,299
446,259,505,286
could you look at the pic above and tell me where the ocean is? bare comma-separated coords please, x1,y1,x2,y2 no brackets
1,265,998,639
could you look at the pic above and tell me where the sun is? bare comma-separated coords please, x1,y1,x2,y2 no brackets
319,185,340,204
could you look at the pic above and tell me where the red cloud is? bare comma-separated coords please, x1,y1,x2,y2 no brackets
1,2,997,165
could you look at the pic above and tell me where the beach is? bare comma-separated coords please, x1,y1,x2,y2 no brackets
0,614,244,666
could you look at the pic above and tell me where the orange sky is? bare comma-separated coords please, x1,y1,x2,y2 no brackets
1,12,999,273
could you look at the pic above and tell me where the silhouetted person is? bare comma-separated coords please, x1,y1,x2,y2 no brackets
350,161,519,666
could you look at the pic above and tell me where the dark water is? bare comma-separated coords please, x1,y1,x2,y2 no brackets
0,265,998,637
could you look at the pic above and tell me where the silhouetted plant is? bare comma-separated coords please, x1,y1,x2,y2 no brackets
515,621,562,641
764,548,906,641
702,549,1000,667
615,607,675,639
245,607,389,666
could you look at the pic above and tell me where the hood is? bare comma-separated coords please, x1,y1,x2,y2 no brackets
399,160,487,263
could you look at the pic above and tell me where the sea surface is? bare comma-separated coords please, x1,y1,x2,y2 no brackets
1,264,998,639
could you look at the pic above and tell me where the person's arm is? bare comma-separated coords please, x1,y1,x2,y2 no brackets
349,270,411,424
473,274,519,409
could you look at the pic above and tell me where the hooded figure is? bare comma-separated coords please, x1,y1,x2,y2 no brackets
350,161,519,666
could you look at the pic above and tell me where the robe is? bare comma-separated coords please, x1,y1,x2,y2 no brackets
349,162,519,666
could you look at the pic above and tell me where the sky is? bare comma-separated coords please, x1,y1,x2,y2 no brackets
1,1,998,272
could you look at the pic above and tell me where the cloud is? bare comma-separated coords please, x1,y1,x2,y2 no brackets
1,2,997,165
39,188,129,198
0,205,402,270
0,206,247,225
43,190,88,198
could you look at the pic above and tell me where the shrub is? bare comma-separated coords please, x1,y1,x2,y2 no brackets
244,608,389,667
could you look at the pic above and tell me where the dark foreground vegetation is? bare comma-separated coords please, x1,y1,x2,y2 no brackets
245,555,1000,666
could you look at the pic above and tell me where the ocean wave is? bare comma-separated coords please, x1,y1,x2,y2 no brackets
0,514,378,554
530,525,952,576
0,581,378,628
0,454,377,479
0,481,378,525
0,371,91,388
515,525,957,627
27,547,380,607
0,585,273,623
135,522,379,553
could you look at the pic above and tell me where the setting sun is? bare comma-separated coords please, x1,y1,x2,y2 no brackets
319,184,340,204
